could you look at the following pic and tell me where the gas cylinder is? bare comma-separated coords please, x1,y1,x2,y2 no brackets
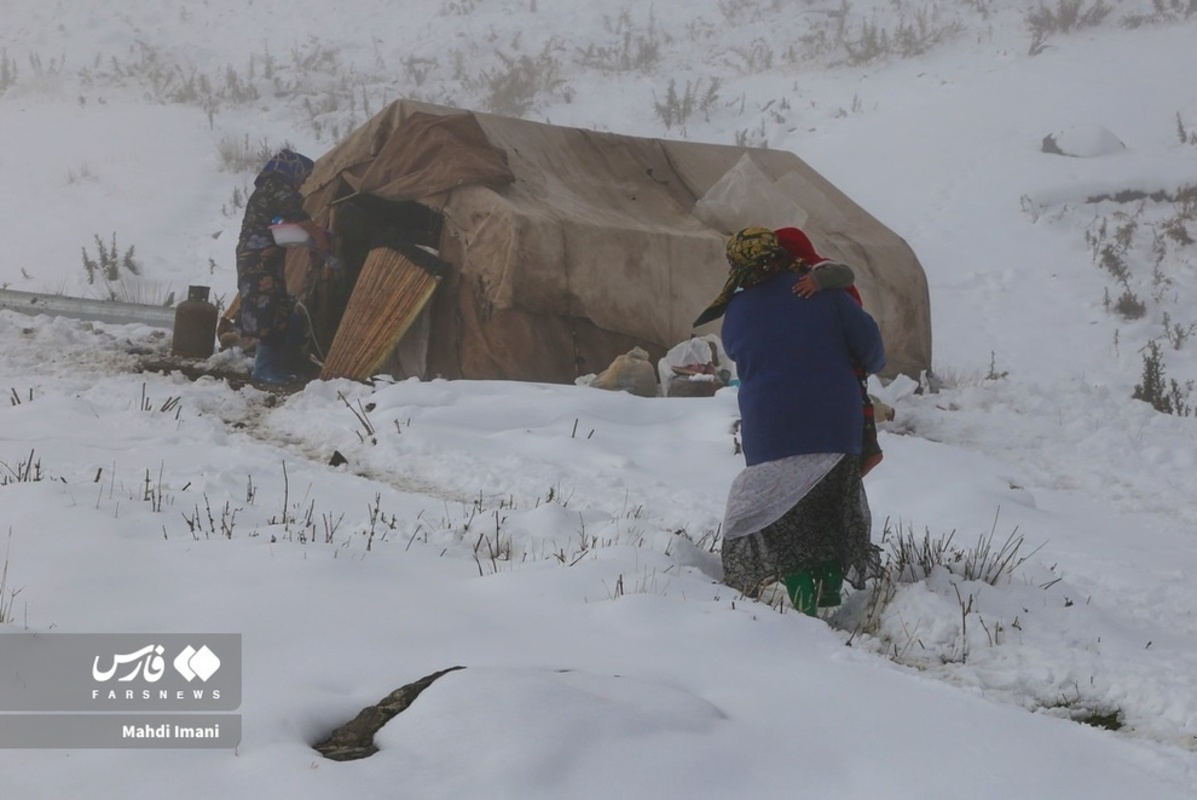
172,285,218,358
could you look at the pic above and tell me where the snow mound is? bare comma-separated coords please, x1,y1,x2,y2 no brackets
1041,125,1127,157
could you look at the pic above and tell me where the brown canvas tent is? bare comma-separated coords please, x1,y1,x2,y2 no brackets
287,99,931,384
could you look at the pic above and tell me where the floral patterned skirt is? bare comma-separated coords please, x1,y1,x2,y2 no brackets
236,249,295,345
721,455,880,598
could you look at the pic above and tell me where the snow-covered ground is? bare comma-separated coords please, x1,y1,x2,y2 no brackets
1,2,1196,797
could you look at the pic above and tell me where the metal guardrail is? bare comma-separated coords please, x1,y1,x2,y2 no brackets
0,288,176,328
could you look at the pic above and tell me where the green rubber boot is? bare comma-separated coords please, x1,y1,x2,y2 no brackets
783,571,819,617
813,561,845,608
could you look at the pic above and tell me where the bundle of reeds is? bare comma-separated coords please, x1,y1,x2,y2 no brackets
320,246,441,381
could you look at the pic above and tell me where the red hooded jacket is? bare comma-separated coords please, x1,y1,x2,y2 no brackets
775,227,863,305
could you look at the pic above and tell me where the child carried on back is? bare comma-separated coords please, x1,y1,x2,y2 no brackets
775,227,884,477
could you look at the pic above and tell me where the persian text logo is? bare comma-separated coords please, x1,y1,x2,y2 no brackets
91,644,222,684
92,645,167,683
174,645,221,682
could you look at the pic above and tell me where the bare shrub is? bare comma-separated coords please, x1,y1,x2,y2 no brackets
1124,0,1197,27
402,55,438,87
0,48,17,96
842,515,1042,645
221,183,252,217
290,37,341,75
844,19,889,64
1176,113,1197,146
1027,0,1113,55
217,135,293,174
468,43,571,117
441,0,481,15
729,39,776,74
1113,288,1147,320
652,77,721,131
81,233,140,284
1098,244,1130,282
0,528,22,625
881,516,1036,587
577,9,665,73
840,10,963,65
1133,339,1194,415
1161,312,1196,350
93,276,174,306
66,164,98,185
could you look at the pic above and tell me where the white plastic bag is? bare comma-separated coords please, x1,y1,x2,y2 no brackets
658,334,737,397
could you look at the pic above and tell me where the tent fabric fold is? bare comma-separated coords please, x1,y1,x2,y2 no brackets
356,112,514,202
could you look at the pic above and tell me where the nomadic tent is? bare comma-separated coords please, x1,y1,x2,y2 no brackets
287,99,931,384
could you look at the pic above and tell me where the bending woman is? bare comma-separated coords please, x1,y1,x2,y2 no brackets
236,149,329,384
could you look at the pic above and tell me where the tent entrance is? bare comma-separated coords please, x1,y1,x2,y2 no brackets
308,191,446,376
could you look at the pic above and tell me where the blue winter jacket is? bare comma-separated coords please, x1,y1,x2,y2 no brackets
721,272,886,466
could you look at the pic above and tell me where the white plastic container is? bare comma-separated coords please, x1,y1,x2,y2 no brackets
270,222,313,247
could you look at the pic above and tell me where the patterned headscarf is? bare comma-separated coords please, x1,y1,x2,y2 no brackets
256,149,315,190
693,227,799,326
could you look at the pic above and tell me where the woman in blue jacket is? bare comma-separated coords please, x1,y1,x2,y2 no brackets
695,227,886,615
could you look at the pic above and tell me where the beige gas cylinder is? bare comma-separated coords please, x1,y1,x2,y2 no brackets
172,285,218,358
